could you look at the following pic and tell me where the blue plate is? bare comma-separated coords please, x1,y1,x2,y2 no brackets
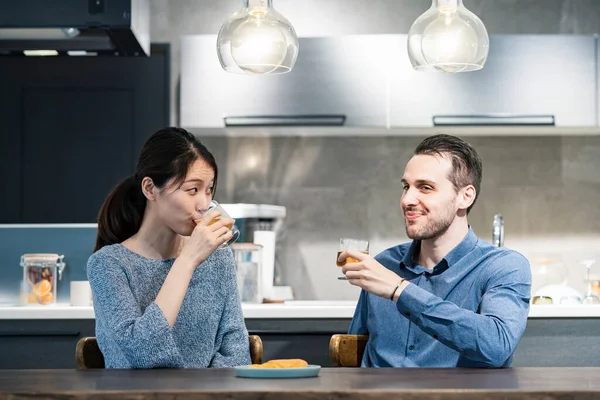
234,365,321,379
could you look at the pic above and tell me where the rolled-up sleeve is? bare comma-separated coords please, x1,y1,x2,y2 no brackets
396,252,531,367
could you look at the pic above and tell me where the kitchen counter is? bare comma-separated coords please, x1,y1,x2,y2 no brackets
1,302,600,319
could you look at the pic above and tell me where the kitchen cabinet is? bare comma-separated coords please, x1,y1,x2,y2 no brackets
0,44,170,223
182,34,598,132
249,317,600,368
20,89,135,223
0,316,599,369
511,318,600,367
389,35,597,128
245,318,350,367
0,76,21,223
180,35,391,129
0,318,343,369
0,319,96,369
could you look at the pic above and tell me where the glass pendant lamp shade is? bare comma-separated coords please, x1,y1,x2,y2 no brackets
407,0,489,73
217,0,299,75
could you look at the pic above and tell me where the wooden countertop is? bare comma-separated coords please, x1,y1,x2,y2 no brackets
1,368,599,399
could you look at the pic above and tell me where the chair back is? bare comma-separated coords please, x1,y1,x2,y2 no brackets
329,334,368,367
75,337,105,369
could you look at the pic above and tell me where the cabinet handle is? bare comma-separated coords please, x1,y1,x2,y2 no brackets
432,114,555,126
224,115,346,127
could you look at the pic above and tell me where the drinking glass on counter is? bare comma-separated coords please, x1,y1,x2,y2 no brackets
196,200,240,248
559,296,581,305
591,279,600,298
579,259,600,305
337,238,369,280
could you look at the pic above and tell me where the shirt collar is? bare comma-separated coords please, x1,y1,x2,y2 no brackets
400,240,419,270
443,227,478,267
400,227,478,274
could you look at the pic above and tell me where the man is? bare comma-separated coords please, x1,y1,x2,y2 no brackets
339,134,531,368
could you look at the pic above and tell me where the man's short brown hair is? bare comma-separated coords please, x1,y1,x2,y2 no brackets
414,134,483,214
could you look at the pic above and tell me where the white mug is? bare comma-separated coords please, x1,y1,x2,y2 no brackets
70,281,92,307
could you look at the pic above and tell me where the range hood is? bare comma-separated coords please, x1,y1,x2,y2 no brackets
0,0,150,56
180,34,599,136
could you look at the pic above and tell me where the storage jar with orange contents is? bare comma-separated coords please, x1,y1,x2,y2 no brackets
20,254,66,306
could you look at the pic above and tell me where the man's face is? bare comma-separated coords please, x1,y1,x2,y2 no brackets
400,154,461,240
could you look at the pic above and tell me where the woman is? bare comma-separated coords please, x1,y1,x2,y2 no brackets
87,127,250,368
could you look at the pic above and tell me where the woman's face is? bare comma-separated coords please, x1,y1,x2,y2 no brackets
150,159,215,236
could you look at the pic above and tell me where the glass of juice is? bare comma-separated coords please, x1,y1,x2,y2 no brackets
197,200,240,248
337,238,369,280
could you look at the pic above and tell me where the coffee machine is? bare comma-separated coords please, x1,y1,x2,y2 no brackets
221,204,286,242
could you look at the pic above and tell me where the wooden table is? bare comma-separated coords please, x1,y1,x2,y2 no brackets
1,368,599,399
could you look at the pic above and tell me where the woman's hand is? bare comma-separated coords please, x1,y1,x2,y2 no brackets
180,210,234,267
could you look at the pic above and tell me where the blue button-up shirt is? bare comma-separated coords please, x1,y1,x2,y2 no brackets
349,228,531,368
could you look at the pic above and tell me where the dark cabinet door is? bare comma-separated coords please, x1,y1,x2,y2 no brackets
0,319,96,369
0,44,169,223
21,88,135,222
0,71,22,223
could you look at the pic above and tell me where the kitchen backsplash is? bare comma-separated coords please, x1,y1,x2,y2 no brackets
200,134,600,299
1,135,599,302
0,225,95,305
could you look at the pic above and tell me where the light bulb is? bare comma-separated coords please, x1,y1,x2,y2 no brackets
217,0,299,75
408,0,489,73
231,16,287,74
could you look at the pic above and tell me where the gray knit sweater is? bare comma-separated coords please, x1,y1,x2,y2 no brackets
86,244,251,369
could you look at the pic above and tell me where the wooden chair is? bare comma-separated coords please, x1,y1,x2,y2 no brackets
329,334,368,367
76,335,263,369
75,337,105,369
249,334,263,364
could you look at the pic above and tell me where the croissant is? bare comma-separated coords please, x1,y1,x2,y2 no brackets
249,359,309,369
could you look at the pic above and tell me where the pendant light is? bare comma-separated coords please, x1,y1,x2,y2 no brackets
407,0,489,73
217,0,299,75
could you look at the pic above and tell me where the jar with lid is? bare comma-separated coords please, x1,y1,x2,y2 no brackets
20,254,66,306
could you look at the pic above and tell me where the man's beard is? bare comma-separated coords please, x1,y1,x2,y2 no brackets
405,210,454,241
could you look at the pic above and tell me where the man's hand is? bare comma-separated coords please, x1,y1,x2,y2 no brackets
339,250,408,300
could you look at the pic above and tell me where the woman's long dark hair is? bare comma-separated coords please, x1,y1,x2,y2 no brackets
94,127,218,252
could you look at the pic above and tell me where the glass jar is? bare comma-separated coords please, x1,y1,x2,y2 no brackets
20,254,66,306
231,243,263,304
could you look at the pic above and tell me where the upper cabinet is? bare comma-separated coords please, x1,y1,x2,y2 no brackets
389,35,597,127
0,45,170,223
181,34,599,133
180,35,392,129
